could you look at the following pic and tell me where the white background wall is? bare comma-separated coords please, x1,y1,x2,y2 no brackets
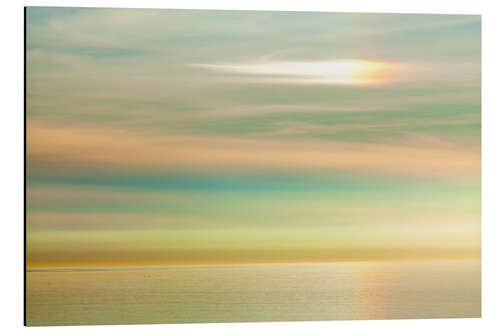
1,0,499,332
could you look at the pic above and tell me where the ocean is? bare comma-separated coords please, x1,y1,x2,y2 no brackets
26,260,480,326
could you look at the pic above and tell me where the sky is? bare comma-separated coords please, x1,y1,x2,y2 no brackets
26,7,481,268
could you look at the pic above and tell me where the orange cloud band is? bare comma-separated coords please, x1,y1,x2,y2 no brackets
27,121,480,179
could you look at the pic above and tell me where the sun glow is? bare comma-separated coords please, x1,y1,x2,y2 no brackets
193,59,397,85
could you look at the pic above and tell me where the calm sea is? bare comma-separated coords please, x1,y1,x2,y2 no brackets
26,260,480,326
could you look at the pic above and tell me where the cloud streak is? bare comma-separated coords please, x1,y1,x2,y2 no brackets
193,59,479,86
27,121,480,180
193,60,400,85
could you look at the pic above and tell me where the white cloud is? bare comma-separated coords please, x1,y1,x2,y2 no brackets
192,59,399,85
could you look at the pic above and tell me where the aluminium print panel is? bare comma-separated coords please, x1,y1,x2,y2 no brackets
25,7,481,326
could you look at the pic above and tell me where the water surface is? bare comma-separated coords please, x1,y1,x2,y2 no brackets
26,261,480,326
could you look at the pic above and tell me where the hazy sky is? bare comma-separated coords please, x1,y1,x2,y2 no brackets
26,7,481,268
